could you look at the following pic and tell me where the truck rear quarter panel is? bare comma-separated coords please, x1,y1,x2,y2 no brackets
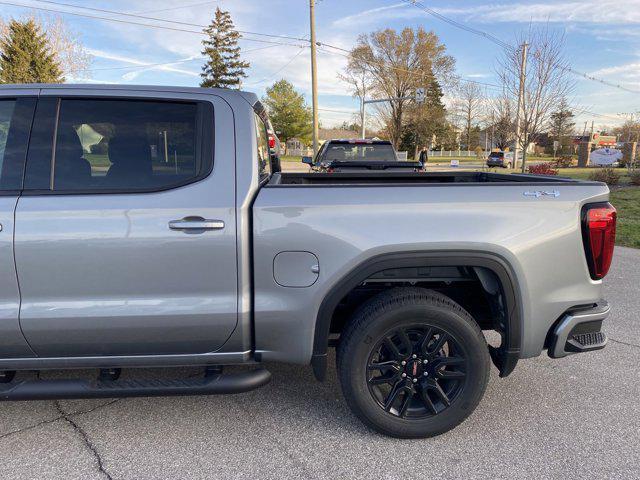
252,182,610,364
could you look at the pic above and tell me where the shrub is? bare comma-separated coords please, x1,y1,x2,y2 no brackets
589,167,621,185
630,171,640,186
527,163,558,175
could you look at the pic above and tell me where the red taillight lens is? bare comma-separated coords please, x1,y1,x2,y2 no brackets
582,203,616,280
268,134,276,149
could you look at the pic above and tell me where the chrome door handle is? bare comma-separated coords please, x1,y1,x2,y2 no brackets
169,218,225,231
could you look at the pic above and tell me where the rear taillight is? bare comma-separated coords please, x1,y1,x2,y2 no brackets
268,134,276,149
581,202,616,280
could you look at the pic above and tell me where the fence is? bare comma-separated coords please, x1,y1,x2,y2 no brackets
428,150,488,158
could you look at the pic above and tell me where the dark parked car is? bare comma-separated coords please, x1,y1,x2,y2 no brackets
486,151,511,168
303,139,423,172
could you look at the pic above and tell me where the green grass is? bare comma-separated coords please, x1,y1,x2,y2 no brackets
553,168,633,185
610,188,640,249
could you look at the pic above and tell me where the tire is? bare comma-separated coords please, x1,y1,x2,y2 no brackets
337,287,490,438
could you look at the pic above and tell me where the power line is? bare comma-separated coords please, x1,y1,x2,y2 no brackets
245,46,308,86
133,1,220,15
400,0,512,50
399,0,640,95
318,107,356,114
317,45,504,92
0,1,307,47
75,44,280,74
29,0,310,43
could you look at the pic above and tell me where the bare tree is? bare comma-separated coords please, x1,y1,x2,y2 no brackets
0,14,91,79
489,92,515,150
338,56,373,135
453,81,485,149
345,27,455,147
497,25,575,168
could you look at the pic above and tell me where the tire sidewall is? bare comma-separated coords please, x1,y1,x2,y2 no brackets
341,300,489,438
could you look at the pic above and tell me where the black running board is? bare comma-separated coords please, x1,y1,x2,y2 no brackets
0,368,271,401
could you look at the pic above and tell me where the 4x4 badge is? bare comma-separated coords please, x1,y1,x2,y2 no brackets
523,190,560,198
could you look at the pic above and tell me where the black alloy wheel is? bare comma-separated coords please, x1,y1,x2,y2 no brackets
366,325,467,419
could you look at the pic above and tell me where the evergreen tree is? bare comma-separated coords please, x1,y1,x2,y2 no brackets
263,79,312,144
400,78,448,156
0,19,64,84
548,98,575,146
200,8,249,89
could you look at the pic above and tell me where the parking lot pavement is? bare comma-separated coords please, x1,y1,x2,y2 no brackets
0,247,638,480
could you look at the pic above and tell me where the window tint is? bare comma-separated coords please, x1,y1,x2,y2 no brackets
0,101,16,171
254,113,271,179
323,143,397,162
52,99,202,191
0,98,36,191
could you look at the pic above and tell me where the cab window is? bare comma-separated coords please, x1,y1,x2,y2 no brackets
254,113,271,179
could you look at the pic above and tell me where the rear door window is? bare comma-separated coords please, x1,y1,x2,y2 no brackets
0,101,16,168
49,99,207,192
0,98,36,191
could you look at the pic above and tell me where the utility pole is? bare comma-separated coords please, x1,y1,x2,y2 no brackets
309,0,319,155
360,97,366,139
514,42,528,172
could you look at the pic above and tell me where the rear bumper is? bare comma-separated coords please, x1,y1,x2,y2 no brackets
548,302,610,358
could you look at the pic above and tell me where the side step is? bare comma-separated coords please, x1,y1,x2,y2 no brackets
0,368,271,401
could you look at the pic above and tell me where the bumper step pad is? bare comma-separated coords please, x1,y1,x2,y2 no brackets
566,331,607,353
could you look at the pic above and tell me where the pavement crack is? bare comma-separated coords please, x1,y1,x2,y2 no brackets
0,398,120,442
609,337,640,349
55,401,114,480
0,415,63,440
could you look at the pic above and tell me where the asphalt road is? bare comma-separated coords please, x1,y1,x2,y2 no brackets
0,247,638,480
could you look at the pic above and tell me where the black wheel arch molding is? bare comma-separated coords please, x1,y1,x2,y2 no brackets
311,250,523,381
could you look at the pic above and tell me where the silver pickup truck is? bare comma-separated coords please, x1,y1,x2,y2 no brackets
0,85,615,438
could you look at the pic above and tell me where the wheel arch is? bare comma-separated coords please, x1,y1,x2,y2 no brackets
311,250,522,381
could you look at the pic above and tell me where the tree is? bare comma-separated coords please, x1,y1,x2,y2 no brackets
399,78,447,158
200,7,249,89
345,27,455,148
453,81,485,149
0,19,63,83
1,15,90,80
338,53,374,136
497,25,575,169
613,118,640,143
488,92,515,150
263,79,312,144
548,97,575,153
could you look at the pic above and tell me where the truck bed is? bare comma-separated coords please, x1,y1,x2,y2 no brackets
271,171,592,186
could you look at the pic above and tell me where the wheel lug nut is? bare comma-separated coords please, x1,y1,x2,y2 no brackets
412,378,417,383
401,373,407,378
423,359,428,364
401,361,406,366
423,372,428,376
412,354,417,359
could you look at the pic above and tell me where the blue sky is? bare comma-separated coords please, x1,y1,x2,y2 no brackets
2,0,640,129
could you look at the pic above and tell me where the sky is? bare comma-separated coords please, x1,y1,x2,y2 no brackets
1,0,640,130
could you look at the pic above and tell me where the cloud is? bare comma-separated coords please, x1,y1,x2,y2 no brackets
86,48,200,79
332,3,406,27
591,62,640,78
436,1,640,24
330,1,640,28
466,73,492,78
